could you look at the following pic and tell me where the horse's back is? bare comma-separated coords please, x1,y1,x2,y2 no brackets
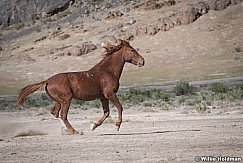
47,73,70,85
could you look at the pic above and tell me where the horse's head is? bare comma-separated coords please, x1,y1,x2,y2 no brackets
119,39,145,67
102,39,145,67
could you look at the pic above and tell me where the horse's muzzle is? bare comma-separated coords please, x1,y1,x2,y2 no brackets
138,60,145,67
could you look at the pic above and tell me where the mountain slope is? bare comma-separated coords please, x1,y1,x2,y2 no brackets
0,0,243,95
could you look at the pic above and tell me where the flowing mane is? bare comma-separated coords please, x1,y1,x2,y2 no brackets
103,39,131,56
94,39,131,67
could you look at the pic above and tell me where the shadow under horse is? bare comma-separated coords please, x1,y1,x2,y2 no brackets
17,39,145,135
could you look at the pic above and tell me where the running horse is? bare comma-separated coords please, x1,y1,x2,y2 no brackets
17,39,145,135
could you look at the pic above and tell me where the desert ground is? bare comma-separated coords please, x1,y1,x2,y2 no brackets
0,0,243,162
0,106,242,163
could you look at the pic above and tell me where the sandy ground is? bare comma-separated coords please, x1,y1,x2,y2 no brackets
0,107,242,163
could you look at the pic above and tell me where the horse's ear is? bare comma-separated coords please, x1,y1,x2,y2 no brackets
101,42,107,48
101,42,105,47
116,39,122,45
101,42,112,49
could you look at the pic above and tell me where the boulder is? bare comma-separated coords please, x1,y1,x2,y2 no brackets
208,0,231,10
194,2,209,15
64,43,97,56
58,34,70,41
178,7,199,25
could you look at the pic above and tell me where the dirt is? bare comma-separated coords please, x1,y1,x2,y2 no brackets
0,107,242,163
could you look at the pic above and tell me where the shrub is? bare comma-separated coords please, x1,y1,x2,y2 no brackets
209,83,229,94
25,93,52,107
234,82,243,99
90,100,101,108
151,89,170,101
0,97,21,111
174,81,193,96
72,99,85,105
119,88,169,104
195,102,207,113
142,101,153,107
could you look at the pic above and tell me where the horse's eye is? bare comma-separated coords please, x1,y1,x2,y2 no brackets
131,49,136,52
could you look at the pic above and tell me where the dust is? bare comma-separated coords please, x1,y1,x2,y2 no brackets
0,115,58,138
0,118,20,137
12,129,47,137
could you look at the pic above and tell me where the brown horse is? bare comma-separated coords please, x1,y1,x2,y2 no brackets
17,39,145,135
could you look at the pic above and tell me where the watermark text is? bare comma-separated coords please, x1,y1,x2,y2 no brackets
195,156,242,162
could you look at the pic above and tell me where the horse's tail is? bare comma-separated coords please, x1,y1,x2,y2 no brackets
17,80,47,106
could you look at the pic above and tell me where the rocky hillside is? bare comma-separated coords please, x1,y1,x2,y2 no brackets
0,0,243,95
0,0,73,29
1,0,242,38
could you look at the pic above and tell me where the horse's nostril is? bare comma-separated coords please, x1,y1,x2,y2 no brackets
138,60,145,67
140,60,145,66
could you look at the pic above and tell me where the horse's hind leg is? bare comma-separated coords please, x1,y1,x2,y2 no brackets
50,101,61,118
45,86,61,118
60,100,79,135
91,99,110,131
46,86,78,134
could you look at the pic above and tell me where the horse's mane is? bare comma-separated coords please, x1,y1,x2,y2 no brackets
94,39,130,67
104,39,130,56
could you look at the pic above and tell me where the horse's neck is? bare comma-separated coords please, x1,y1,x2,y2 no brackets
97,51,125,79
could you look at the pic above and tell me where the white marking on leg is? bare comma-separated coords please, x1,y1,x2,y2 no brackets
91,123,98,131
91,123,95,131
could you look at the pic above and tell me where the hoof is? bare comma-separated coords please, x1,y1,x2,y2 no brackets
73,130,80,135
61,127,80,135
91,123,99,131
115,124,121,131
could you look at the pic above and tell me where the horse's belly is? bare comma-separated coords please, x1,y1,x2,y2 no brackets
73,88,104,101
71,83,103,100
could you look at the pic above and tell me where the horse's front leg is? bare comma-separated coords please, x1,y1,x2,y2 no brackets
91,99,110,131
106,94,123,131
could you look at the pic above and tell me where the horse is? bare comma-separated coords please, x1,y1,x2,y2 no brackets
17,39,145,135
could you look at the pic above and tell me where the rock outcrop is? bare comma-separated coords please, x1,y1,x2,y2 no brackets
110,0,242,40
0,0,73,29
60,43,97,56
